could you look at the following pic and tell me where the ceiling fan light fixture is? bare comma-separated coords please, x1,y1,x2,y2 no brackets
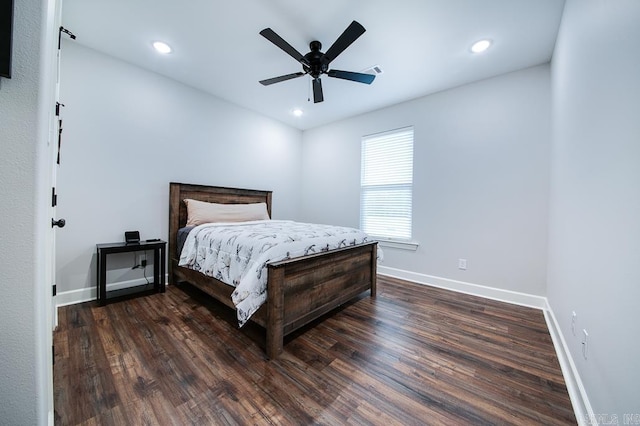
152,41,172,54
470,39,492,54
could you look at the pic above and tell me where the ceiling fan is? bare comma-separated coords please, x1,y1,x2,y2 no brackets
259,20,375,103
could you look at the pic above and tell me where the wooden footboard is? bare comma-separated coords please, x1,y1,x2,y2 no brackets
169,182,377,359
265,242,377,358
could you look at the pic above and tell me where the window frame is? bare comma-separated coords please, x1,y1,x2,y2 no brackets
360,126,418,250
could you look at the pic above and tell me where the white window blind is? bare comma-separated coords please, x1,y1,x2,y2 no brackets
360,127,414,240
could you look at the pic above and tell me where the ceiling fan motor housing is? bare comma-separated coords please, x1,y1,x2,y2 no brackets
304,41,328,78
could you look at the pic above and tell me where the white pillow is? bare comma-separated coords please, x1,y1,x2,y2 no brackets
184,199,270,226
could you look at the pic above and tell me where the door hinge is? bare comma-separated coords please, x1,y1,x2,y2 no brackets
51,187,57,207
58,26,76,49
55,102,65,117
52,284,57,297
52,345,55,366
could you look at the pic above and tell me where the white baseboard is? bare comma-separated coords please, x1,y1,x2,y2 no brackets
378,266,547,309
56,286,95,307
378,265,592,425
543,303,594,426
55,275,169,307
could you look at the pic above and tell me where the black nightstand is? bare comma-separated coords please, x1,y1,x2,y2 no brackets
96,240,166,306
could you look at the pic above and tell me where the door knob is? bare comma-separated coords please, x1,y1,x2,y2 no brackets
51,218,66,228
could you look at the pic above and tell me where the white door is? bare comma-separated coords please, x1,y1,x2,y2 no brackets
40,1,64,422
48,2,67,329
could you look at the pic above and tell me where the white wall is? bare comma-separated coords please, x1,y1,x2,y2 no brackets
0,0,52,423
548,0,640,419
56,42,303,295
301,65,551,296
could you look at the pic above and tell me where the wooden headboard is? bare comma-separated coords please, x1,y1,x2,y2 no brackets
168,182,273,262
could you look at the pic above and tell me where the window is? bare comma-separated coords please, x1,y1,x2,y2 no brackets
360,127,414,242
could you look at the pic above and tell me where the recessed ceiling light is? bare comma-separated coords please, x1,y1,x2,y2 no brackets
292,109,303,117
471,39,492,54
152,41,172,54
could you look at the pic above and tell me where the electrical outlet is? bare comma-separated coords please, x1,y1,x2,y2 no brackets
458,258,467,270
582,329,589,359
571,311,577,336
132,252,147,269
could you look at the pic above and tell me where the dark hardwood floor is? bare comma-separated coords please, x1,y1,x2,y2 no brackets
53,276,576,425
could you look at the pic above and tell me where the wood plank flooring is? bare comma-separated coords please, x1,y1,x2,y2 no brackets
53,276,576,425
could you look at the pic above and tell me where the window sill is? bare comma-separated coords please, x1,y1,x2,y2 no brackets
375,239,419,251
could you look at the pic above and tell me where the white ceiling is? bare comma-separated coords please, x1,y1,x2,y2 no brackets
61,0,566,130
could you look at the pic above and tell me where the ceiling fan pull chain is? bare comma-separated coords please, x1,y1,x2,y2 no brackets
308,78,311,102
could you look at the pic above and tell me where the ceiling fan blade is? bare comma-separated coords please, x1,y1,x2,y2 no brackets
323,20,366,64
259,72,305,86
312,78,324,103
327,69,376,84
260,28,310,66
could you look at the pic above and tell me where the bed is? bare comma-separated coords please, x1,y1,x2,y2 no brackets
168,182,378,359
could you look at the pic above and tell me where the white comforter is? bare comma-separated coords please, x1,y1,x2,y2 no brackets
178,220,379,327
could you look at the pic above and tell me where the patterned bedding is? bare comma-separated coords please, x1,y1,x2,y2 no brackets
178,220,379,327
